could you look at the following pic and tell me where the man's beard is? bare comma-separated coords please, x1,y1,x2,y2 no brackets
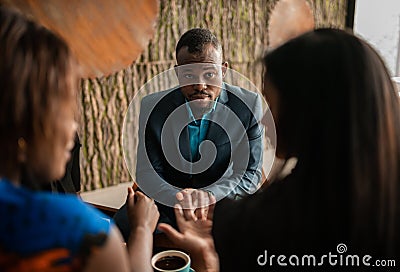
190,99,215,118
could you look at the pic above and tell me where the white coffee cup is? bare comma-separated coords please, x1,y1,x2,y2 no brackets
151,250,191,272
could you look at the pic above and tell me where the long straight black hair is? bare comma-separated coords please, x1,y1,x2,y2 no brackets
264,28,400,255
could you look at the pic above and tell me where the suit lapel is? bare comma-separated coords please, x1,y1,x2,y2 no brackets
205,86,230,145
168,88,192,162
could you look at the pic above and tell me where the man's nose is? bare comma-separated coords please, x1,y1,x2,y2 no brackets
193,82,207,91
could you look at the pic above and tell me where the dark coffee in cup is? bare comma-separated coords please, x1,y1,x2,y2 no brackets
155,255,186,270
152,249,191,272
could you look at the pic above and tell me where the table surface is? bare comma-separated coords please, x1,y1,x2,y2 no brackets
80,182,133,212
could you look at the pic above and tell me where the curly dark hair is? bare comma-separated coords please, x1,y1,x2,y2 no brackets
175,28,221,57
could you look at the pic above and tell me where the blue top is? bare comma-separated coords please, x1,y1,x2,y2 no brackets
186,98,218,161
0,179,111,270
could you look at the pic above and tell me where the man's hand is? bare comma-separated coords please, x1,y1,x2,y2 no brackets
176,188,214,221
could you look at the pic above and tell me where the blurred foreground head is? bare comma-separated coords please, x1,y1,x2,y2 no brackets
0,7,78,187
263,28,400,253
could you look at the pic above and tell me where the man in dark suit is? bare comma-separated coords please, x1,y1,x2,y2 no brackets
115,28,263,240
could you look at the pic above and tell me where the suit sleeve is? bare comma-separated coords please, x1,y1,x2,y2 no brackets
135,96,181,205
230,92,263,197
207,92,264,200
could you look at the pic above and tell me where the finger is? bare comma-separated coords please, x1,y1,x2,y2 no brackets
134,190,145,199
173,204,188,227
194,206,204,220
157,223,184,242
181,191,196,220
134,191,150,205
191,190,198,208
176,191,184,202
179,189,192,208
127,187,134,199
207,194,216,220
174,203,184,217
197,190,207,220
126,187,135,207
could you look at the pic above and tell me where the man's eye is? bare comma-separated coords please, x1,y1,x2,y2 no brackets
184,74,194,79
205,72,215,78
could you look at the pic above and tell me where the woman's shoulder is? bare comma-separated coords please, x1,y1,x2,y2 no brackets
212,175,305,245
0,182,112,258
214,176,297,223
212,175,313,271
30,191,112,247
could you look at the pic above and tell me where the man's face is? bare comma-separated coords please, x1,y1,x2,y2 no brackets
176,44,227,115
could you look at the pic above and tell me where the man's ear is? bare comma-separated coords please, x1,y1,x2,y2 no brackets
174,64,179,78
221,61,228,78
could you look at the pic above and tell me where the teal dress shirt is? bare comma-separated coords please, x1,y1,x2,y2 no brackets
186,98,218,161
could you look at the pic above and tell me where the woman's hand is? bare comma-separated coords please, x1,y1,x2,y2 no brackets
126,187,159,232
158,190,219,272
125,187,159,272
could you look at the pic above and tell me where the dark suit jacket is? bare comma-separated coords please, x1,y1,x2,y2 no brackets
135,83,263,204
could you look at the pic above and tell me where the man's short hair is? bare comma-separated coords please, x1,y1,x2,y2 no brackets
175,28,222,57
